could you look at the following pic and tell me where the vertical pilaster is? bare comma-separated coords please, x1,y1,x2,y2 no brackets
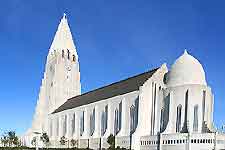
74,111,80,139
82,108,91,139
104,102,114,137
117,98,130,136
58,116,63,139
66,114,70,139
93,105,100,138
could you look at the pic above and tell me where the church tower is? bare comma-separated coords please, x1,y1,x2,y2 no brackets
29,14,81,135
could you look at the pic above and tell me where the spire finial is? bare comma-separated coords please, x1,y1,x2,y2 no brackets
184,49,188,55
63,13,67,19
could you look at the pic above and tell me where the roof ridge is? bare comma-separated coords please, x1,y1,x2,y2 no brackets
52,67,159,114
68,68,159,100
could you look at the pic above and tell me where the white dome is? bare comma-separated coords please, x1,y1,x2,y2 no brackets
167,50,207,87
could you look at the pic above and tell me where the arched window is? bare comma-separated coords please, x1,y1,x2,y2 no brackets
114,102,122,135
90,108,95,136
181,90,189,133
176,105,182,132
80,111,84,136
193,105,199,132
160,93,170,132
130,105,135,134
130,98,139,134
160,108,164,131
71,113,75,135
202,90,206,125
105,105,108,131
101,105,108,136
114,108,119,135
151,83,157,135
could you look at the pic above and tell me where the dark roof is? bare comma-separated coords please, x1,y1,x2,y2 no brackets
53,68,158,114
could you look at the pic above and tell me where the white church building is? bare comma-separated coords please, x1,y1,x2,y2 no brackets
23,14,225,150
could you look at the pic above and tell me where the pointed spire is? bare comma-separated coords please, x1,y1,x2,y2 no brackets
184,49,188,55
63,13,67,19
49,14,78,59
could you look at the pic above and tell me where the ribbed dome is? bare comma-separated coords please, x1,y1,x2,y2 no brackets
167,50,206,87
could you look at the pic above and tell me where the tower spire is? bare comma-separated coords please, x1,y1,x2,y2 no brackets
49,14,78,59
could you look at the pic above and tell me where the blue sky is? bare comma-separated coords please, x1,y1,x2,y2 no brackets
0,0,225,135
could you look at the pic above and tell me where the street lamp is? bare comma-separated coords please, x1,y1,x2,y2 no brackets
33,131,41,150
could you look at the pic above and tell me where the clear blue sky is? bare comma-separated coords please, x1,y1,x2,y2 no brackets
0,0,225,135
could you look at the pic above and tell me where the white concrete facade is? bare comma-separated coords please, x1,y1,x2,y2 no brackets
23,14,225,150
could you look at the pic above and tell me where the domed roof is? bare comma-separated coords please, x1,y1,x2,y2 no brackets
167,50,207,87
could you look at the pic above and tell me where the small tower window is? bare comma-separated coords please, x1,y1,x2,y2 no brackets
62,50,64,58
176,105,182,132
67,49,70,59
193,105,199,132
72,55,76,62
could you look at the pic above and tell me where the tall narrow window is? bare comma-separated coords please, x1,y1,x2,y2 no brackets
160,109,164,131
101,105,108,136
160,93,170,133
118,102,122,131
193,105,199,132
181,90,189,133
67,49,70,59
151,83,157,135
130,105,135,134
62,50,64,58
101,112,105,136
80,111,84,136
134,97,139,130
105,105,108,131
90,108,95,136
71,113,75,135
114,109,119,135
202,90,206,127
72,55,76,62
176,105,182,132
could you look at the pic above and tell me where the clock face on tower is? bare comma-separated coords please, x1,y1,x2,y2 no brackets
67,66,71,71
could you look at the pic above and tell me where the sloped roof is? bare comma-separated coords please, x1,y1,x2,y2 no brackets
53,68,158,114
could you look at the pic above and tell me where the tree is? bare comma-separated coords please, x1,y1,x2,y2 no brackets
31,137,37,147
1,134,9,147
7,131,16,147
107,134,115,150
0,130,20,147
70,138,78,148
60,136,67,146
40,132,50,148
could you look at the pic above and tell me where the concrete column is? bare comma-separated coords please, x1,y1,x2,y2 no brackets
103,102,114,138
81,108,91,139
58,116,63,139
117,98,130,136
65,114,70,139
92,105,101,138
51,118,56,140
74,111,80,139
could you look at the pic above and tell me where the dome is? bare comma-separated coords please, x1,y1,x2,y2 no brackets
167,50,207,87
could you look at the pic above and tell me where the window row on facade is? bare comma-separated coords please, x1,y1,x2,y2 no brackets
50,100,139,138
141,140,158,146
141,138,216,146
